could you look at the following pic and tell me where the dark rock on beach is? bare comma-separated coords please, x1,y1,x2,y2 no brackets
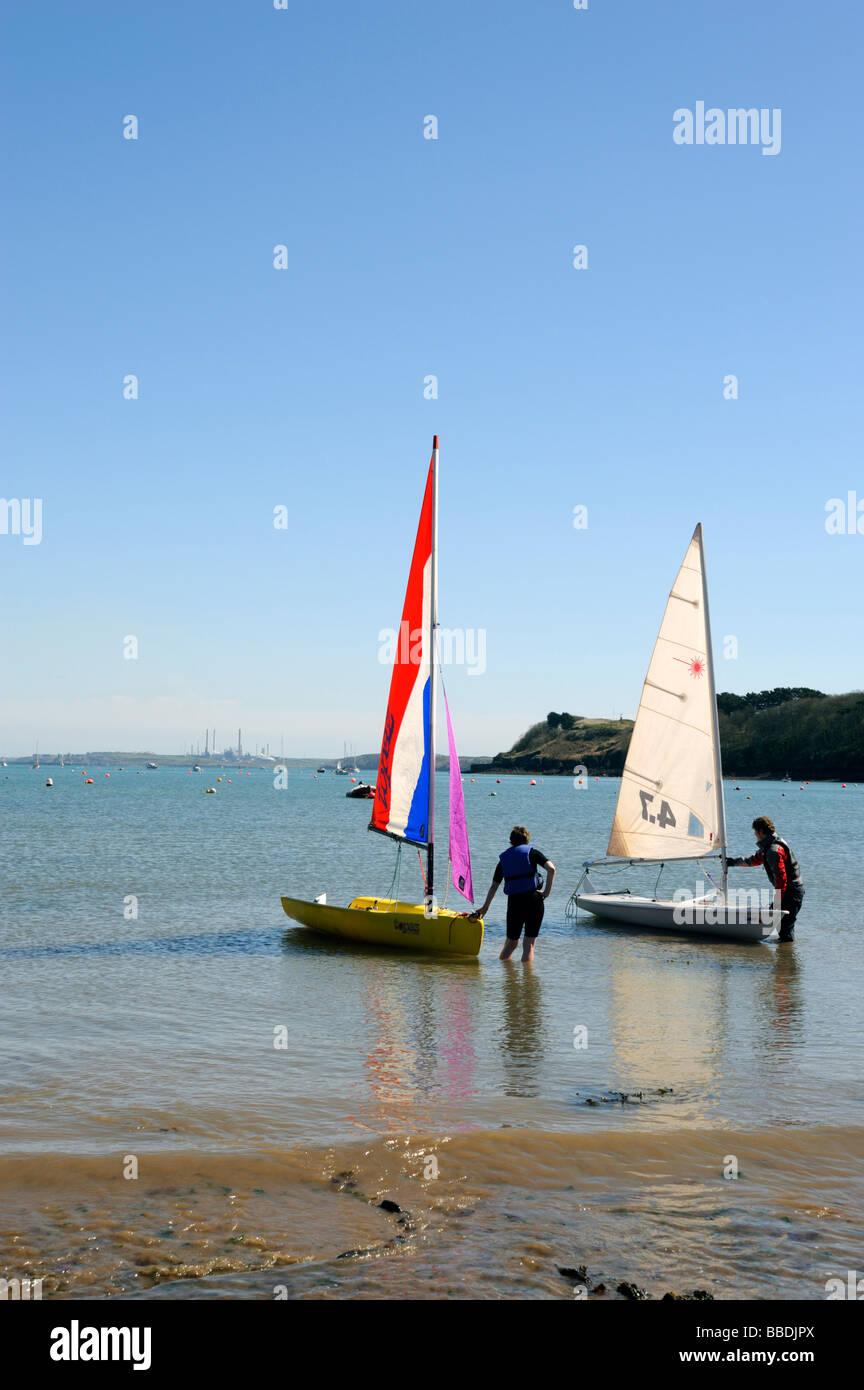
617,1281,647,1300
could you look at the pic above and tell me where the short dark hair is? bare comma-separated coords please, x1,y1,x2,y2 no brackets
510,825,530,845
752,816,775,836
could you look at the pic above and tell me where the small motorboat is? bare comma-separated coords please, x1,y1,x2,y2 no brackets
346,782,375,799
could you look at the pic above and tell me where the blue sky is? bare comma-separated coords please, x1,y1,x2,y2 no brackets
2,0,861,756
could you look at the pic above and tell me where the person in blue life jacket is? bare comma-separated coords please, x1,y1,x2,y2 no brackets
469,825,555,962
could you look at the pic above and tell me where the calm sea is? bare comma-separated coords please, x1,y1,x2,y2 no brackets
1,764,861,1299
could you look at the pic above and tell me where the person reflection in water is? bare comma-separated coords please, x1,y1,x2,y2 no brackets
469,825,555,962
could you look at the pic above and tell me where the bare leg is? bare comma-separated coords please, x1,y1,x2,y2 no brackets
500,938,518,961
521,939,535,963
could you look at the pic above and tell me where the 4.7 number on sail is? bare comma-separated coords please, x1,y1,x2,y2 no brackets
639,790,676,828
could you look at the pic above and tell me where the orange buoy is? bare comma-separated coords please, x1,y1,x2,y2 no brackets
530,779,536,786
105,772,110,777
85,778,93,784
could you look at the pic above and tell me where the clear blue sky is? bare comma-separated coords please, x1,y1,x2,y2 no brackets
2,1,861,756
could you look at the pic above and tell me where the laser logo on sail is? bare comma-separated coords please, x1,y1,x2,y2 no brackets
674,656,705,677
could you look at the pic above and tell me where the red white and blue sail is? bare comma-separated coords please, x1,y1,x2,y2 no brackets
369,450,434,848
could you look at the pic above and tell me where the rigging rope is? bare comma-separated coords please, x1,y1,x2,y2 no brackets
384,842,403,904
652,862,666,900
699,860,723,896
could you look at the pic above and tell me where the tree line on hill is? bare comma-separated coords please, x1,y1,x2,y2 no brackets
479,688,864,779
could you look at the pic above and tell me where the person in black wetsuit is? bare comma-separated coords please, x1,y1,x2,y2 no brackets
726,815,805,942
469,825,555,962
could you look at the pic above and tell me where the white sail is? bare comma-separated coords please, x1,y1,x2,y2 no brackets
607,525,725,862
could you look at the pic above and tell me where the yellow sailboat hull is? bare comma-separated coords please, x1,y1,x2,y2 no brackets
280,896,483,957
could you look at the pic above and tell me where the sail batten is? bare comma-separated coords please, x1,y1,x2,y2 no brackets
607,525,723,862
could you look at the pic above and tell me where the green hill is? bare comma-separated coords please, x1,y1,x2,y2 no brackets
477,690,864,780
475,713,634,775
719,690,864,779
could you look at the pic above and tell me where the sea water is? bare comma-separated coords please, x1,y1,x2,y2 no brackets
1,765,861,1299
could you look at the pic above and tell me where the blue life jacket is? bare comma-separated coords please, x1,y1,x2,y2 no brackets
499,843,540,896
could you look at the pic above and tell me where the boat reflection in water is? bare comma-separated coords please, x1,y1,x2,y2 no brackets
603,932,807,1123
355,965,479,1133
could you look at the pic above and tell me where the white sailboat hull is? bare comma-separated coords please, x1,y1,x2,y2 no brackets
574,891,778,942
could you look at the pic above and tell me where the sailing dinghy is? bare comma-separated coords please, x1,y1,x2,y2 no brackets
567,525,779,943
281,437,482,956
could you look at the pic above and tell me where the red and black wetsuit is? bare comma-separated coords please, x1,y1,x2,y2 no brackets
729,835,804,940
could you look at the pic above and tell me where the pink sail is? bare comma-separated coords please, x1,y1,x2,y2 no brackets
442,680,473,902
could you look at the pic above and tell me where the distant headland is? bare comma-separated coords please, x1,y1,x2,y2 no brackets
470,689,864,781
2,751,492,772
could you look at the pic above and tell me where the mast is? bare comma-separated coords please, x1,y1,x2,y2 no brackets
427,434,439,906
698,523,728,898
